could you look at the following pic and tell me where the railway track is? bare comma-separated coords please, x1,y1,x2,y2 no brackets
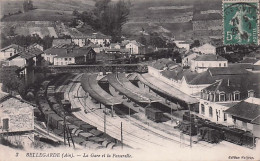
71,78,188,148
69,83,158,148
67,73,216,149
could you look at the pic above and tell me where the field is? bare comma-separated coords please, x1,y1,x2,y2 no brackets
1,0,95,22
2,9,75,22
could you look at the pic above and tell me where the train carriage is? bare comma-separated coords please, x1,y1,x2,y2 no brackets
199,127,221,143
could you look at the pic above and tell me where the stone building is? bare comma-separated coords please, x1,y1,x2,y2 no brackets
0,93,35,148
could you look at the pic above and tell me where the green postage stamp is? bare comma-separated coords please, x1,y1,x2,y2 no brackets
223,0,259,45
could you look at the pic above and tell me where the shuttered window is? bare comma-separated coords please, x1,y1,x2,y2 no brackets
3,118,9,130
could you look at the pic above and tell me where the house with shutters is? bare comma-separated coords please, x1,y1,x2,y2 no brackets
43,44,96,65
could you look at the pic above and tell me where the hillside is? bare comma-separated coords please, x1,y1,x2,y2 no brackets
1,0,95,22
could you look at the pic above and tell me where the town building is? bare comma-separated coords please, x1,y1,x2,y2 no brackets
0,93,35,148
52,39,72,47
174,40,191,51
225,97,260,137
121,40,146,55
71,33,111,47
109,43,121,49
192,43,216,54
28,43,44,51
148,58,253,97
199,73,260,125
6,48,44,84
43,44,96,65
182,52,199,67
0,44,24,61
190,54,228,73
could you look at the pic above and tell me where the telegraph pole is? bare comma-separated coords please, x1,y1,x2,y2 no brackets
47,115,50,135
104,109,106,134
188,104,192,148
171,103,173,124
63,116,66,145
121,122,123,149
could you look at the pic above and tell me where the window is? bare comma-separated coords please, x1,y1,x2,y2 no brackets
224,113,227,121
69,58,72,61
248,90,254,97
219,63,221,67
47,57,50,61
65,58,68,61
2,118,9,130
209,93,214,102
209,107,213,117
10,53,12,56
201,104,205,114
234,91,240,101
219,92,225,101
224,63,226,67
61,62,63,65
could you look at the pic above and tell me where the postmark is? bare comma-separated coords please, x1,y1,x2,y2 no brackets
223,0,259,45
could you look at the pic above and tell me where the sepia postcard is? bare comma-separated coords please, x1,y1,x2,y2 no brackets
0,0,260,160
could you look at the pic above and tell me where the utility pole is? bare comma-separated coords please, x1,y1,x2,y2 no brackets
104,109,106,134
171,103,173,124
47,115,50,135
63,116,66,145
188,104,192,148
121,122,123,149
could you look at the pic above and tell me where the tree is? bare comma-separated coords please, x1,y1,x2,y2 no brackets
1,66,25,96
76,0,131,42
72,9,80,17
139,36,147,46
190,40,200,49
23,0,34,12
42,35,54,50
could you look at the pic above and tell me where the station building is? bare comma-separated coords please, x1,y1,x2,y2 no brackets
225,97,260,137
199,72,260,126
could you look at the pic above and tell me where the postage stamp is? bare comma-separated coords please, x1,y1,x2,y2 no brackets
223,0,259,45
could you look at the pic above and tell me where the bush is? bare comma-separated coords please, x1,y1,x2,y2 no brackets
0,137,24,150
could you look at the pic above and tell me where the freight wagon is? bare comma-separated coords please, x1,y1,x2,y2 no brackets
145,108,163,122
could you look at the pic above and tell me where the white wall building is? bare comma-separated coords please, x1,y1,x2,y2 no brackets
190,54,228,73
192,43,216,54
0,44,23,61
174,40,191,51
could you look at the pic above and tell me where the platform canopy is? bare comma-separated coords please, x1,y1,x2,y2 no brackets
81,73,122,106
107,73,158,103
138,73,199,105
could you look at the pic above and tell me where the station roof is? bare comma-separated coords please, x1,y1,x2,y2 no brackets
107,73,152,103
137,73,199,104
116,73,161,102
225,97,260,124
81,73,122,106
